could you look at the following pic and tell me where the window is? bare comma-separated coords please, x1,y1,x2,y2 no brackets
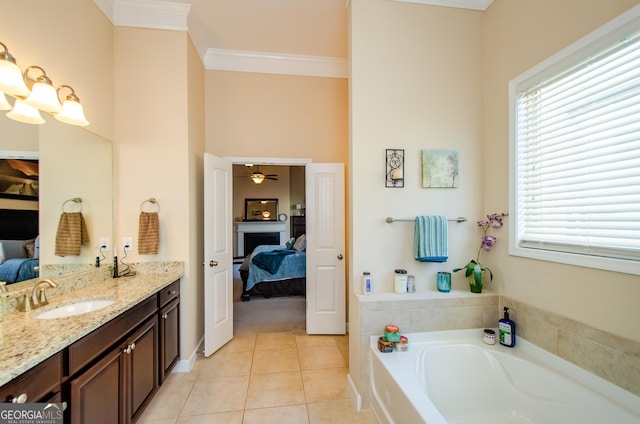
509,6,640,275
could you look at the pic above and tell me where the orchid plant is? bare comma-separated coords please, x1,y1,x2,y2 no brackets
454,212,507,290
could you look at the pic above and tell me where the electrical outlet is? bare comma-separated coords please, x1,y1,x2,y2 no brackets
123,237,133,251
99,237,109,249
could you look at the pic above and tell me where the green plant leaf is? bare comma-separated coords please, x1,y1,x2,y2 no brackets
473,264,483,285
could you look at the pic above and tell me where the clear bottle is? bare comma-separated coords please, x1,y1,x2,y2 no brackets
361,272,372,295
394,269,408,294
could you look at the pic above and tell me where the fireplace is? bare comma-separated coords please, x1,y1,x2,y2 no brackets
234,221,287,257
244,232,280,256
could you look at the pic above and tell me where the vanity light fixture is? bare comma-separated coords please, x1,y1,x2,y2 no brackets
22,66,61,113
0,41,89,126
0,42,30,96
6,98,45,124
55,85,89,126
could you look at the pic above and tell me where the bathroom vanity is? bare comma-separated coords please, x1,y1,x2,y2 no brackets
0,265,182,423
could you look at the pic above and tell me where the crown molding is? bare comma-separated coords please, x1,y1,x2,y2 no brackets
204,48,348,78
112,0,191,31
391,0,494,11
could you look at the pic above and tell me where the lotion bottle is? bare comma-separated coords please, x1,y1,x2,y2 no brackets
361,272,372,295
499,307,516,347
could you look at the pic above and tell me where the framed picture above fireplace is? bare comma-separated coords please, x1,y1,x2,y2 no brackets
244,198,279,221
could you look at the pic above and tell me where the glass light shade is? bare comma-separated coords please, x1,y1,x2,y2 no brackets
0,59,29,97
55,99,89,126
6,98,45,124
0,92,12,111
24,81,61,113
250,173,265,184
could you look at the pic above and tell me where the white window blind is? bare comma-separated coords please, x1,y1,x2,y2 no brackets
515,31,640,262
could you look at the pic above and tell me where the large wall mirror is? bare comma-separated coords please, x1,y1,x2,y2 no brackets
0,113,113,291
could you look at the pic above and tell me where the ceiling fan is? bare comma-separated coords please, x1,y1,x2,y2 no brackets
246,164,278,184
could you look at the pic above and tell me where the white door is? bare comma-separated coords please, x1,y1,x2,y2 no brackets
305,163,346,334
204,153,233,356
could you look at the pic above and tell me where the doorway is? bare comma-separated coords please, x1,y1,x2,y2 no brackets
231,162,306,335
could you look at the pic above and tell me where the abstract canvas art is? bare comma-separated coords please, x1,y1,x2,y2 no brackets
421,149,459,188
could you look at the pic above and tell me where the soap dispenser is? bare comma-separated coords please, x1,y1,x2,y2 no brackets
499,307,516,347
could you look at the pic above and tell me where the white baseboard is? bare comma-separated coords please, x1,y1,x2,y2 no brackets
171,335,204,373
346,373,362,412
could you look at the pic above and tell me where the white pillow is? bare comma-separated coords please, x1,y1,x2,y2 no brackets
0,240,29,264
292,234,306,252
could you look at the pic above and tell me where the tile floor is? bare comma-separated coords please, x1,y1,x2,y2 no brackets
138,331,377,424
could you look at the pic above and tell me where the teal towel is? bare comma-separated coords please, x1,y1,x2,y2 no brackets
414,216,448,262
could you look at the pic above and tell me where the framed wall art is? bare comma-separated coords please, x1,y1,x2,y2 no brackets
421,149,459,188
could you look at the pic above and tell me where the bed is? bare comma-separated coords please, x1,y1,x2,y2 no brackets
0,209,39,284
239,240,306,301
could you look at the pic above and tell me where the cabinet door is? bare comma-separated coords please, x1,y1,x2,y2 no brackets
159,298,180,385
70,347,126,424
129,317,158,422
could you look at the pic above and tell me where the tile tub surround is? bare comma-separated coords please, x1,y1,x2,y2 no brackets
356,290,500,408
0,261,184,386
501,296,640,398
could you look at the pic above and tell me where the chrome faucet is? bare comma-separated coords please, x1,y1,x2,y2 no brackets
28,279,58,310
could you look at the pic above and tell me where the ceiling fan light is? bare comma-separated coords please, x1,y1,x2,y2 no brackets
250,173,266,184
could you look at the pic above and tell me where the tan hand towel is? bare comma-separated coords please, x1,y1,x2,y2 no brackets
55,212,89,256
138,212,159,255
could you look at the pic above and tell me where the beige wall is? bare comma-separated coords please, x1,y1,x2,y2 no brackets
114,27,200,362
483,0,640,341
204,71,348,163
349,0,484,399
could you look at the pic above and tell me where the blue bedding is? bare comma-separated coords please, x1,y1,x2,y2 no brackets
245,244,306,291
0,257,39,283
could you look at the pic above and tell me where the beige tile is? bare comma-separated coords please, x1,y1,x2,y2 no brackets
255,332,298,350
302,368,349,403
137,418,177,424
307,399,377,424
251,347,300,374
198,350,254,378
243,405,309,424
295,334,342,347
298,345,347,370
245,371,305,409
140,376,194,421
176,411,243,424
181,376,249,416
223,334,258,353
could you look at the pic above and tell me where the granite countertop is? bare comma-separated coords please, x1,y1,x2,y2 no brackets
0,263,183,387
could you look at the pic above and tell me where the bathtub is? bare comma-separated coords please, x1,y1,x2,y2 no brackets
370,329,640,424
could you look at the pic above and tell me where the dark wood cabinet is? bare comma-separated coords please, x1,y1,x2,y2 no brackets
158,280,180,385
291,215,306,239
0,352,62,404
0,279,180,424
69,315,158,424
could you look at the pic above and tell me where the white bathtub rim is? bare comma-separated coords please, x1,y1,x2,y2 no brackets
369,328,640,423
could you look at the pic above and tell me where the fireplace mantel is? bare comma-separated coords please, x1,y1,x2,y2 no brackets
234,221,287,257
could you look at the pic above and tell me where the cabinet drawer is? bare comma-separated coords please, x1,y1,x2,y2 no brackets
158,280,179,308
68,296,157,377
0,352,62,403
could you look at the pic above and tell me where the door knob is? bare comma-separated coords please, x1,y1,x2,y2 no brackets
210,260,218,267
337,254,344,260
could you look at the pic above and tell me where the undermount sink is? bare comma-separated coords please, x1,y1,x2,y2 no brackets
35,299,116,319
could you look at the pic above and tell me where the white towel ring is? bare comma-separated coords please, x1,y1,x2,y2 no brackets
62,197,83,213
141,198,160,213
